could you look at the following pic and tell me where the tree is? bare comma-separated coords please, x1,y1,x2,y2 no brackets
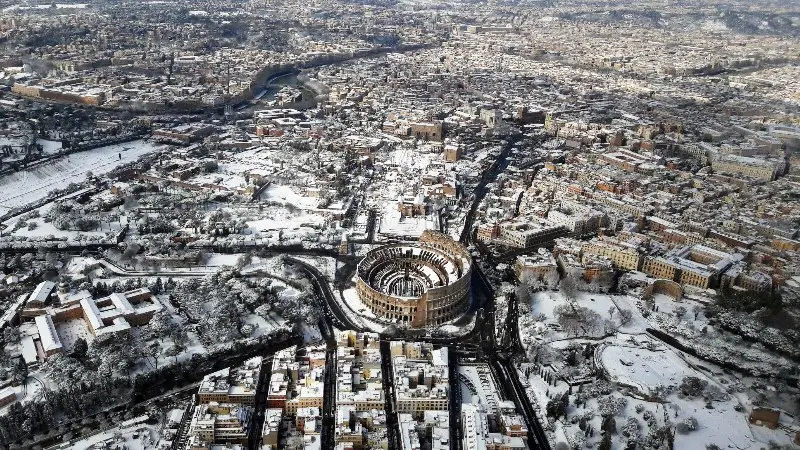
601,415,617,435
72,338,88,358
679,376,708,398
598,396,626,416
515,279,532,305
172,330,189,358
148,310,176,339
123,195,138,211
144,342,161,369
555,303,602,337
3,328,19,344
236,252,253,270
151,277,164,295
203,160,219,173
598,432,612,450
676,416,698,434
560,276,579,301
675,306,687,321
11,358,27,385
163,346,179,365
565,349,578,366
546,398,562,420
0,346,8,368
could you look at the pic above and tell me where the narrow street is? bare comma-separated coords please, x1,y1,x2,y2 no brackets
380,340,401,450
248,356,274,450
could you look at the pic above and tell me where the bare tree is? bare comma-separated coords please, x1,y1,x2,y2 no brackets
675,306,687,322
560,276,579,302
692,305,701,320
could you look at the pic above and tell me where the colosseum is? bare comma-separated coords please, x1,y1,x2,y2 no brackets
356,230,472,328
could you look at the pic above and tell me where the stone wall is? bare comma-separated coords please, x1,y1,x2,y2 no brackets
644,278,683,301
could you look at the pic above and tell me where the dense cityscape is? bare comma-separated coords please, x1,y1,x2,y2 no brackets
0,0,798,449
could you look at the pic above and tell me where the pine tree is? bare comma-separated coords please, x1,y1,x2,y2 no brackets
598,433,612,450
73,338,88,358
152,277,163,295
12,358,27,385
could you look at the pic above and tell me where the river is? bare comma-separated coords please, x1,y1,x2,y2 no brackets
253,72,301,101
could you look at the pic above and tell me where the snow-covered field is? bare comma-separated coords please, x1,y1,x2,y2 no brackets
524,336,781,450
529,290,627,321
38,139,63,154
246,212,325,233
262,184,320,209
202,253,245,267
599,342,693,395
599,335,762,449
0,140,162,213
378,202,439,238
521,291,645,344
3,202,123,239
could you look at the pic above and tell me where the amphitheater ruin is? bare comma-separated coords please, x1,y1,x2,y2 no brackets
356,230,472,327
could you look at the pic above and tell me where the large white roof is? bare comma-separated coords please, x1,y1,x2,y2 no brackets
34,314,62,353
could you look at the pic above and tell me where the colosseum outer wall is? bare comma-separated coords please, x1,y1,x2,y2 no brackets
355,230,472,328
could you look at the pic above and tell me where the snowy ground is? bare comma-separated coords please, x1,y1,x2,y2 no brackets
0,139,162,214
243,312,285,338
56,319,93,353
525,338,790,449
245,211,325,233
38,139,63,154
203,253,245,268
596,336,769,449
598,338,693,396
340,286,386,332
378,202,439,238
521,291,644,345
262,184,320,209
528,291,637,325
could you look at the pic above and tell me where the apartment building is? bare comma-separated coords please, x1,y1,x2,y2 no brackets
711,153,785,181
185,403,252,449
514,250,559,286
197,357,264,406
581,237,642,271
643,244,742,289
393,345,449,413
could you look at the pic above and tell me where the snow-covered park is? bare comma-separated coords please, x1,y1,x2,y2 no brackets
517,284,800,449
0,140,162,214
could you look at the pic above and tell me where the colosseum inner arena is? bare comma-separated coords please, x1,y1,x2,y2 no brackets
356,230,472,328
